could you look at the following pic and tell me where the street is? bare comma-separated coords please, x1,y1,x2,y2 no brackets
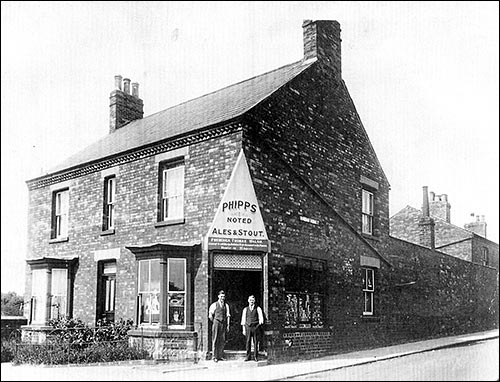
287,338,499,381
1,333,498,381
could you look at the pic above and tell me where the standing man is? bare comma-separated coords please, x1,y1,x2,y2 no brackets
240,295,264,361
209,290,231,362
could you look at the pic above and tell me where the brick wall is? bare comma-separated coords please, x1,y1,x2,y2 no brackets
244,61,390,241
25,127,242,354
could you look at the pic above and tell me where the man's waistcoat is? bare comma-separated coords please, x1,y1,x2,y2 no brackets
245,307,259,326
214,303,227,323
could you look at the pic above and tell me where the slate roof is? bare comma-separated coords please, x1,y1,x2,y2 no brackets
48,59,316,174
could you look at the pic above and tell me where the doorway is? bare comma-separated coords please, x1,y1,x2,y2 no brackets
212,270,262,350
96,261,116,323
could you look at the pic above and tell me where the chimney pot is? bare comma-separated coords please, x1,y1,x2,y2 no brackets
114,75,122,90
132,82,139,98
422,186,430,217
123,78,131,94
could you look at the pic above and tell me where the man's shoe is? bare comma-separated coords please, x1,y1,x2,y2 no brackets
219,358,225,361
254,357,258,362
213,358,218,362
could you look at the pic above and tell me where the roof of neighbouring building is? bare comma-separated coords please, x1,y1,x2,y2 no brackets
47,59,316,175
390,205,498,247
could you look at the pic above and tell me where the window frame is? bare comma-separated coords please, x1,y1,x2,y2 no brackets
481,247,489,266
362,267,375,316
51,189,69,239
137,259,161,326
362,189,374,235
103,175,116,231
158,159,185,223
50,268,68,320
167,258,187,329
283,255,326,329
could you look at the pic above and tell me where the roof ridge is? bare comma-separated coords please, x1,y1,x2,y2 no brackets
139,59,307,122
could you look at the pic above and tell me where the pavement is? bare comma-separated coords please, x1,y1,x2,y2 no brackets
1,328,498,381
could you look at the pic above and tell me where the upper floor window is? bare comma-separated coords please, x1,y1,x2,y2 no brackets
481,247,489,266
103,176,116,230
158,160,185,222
362,268,375,315
52,189,69,239
362,189,374,235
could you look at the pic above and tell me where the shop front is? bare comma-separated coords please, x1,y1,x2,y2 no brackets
206,150,270,352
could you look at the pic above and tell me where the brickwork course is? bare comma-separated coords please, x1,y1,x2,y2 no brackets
23,19,499,361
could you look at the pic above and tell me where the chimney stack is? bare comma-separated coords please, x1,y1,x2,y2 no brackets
429,191,451,223
302,20,342,79
464,214,487,238
419,186,435,250
109,75,144,133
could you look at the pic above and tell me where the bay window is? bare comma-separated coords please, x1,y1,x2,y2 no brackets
28,258,75,325
130,244,194,330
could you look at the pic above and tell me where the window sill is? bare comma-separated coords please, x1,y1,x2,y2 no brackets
155,218,185,228
49,237,69,244
100,229,115,236
361,233,380,242
361,315,380,322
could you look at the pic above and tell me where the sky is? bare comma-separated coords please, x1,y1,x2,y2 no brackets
1,1,498,294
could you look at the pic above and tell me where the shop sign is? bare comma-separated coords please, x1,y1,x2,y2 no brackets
207,150,270,252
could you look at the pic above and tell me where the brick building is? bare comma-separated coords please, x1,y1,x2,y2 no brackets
391,188,499,269
23,20,498,361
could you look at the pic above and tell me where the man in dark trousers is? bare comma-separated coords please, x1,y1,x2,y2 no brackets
240,295,264,361
208,290,231,362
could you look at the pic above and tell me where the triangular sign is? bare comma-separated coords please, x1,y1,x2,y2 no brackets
207,150,270,252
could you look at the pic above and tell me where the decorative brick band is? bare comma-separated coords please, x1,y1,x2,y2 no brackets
27,122,242,190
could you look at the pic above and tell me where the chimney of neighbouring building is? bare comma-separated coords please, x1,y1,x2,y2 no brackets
302,20,341,79
419,186,435,250
109,75,144,133
464,214,487,238
429,191,451,223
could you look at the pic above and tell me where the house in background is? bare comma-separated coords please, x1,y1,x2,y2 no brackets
22,19,498,361
390,187,499,269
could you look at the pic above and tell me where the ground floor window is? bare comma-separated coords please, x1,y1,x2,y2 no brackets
138,259,161,325
28,258,75,325
167,258,186,328
135,254,191,329
362,267,375,315
283,256,325,328
50,268,68,320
